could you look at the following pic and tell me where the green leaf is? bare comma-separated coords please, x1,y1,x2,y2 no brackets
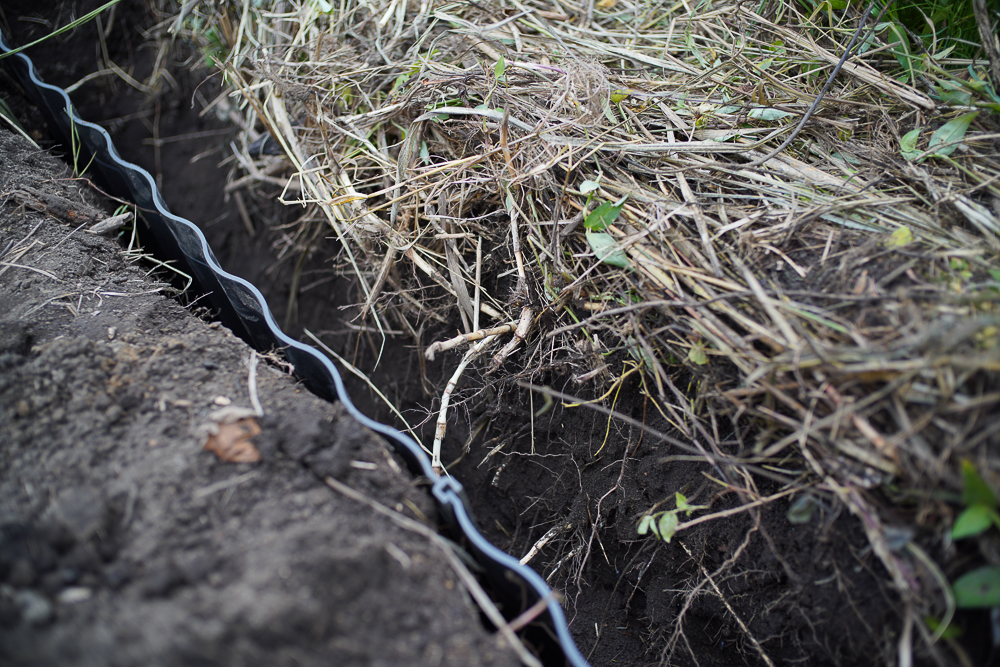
626,336,655,370
968,68,1000,104
900,128,922,160
675,491,707,516
952,505,996,539
637,515,655,536
609,89,630,104
504,192,515,215
830,151,860,164
747,107,793,121
965,68,990,94
953,566,1000,608
586,231,630,269
675,493,690,513
657,512,679,543
687,343,709,366
935,81,972,106
584,195,628,231
580,179,601,194
924,615,962,639
886,226,914,248
390,72,412,95
989,269,1000,282
887,23,910,71
787,495,818,524
494,55,506,81
601,97,619,124
928,112,979,157
584,202,616,230
961,460,998,509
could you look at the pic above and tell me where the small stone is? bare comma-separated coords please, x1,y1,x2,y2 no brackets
104,405,123,423
57,586,91,604
14,590,52,626
213,396,231,406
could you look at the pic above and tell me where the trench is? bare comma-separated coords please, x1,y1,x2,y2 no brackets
1,4,919,666
1,20,588,667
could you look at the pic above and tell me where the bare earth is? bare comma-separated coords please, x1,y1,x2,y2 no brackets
0,127,520,667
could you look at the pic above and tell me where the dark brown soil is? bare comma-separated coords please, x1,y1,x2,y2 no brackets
0,129,521,666
1,2,929,666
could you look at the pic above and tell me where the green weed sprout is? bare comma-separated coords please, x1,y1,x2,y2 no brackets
637,492,708,543
583,194,629,269
951,460,1000,609
952,460,1000,540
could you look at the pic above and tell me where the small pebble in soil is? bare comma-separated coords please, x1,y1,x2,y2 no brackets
14,590,52,626
57,587,92,604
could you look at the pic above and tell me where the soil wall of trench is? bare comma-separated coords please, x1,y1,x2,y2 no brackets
1,2,917,666
0,125,521,667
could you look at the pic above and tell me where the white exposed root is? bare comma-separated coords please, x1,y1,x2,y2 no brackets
425,322,516,361
490,305,534,371
520,522,572,566
87,210,132,235
246,350,264,417
431,334,497,475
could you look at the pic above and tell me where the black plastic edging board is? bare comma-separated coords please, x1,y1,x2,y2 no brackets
1,31,589,667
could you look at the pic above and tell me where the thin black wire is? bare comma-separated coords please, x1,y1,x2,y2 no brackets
743,0,895,168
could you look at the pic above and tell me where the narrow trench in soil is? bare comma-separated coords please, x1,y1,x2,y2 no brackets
1,3,918,665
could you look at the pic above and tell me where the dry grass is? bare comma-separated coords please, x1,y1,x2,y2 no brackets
171,0,1000,661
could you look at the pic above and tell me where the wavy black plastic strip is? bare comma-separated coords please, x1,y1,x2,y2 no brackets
1,31,589,667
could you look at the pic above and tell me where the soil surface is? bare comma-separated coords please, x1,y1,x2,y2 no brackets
1,2,928,666
0,129,520,666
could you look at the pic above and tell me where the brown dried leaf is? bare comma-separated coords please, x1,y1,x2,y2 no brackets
203,417,261,463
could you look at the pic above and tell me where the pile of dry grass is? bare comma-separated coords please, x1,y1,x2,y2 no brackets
173,0,1000,659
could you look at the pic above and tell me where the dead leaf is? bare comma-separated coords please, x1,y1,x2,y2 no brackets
199,407,261,463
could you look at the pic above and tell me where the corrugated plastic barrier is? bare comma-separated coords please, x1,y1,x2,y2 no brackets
1,30,589,667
